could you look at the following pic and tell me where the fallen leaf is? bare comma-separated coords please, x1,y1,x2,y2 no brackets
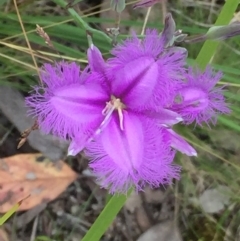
0,153,77,212
199,185,231,213
0,228,9,241
137,221,182,241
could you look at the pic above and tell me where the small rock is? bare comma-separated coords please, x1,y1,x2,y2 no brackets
144,186,165,203
124,191,142,212
199,185,231,213
137,221,182,241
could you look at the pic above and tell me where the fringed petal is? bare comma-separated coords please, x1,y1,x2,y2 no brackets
40,61,84,88
171,67,230,126
87,45,106,75
26,62,108,139
85,114,180,193
100,112,144,171
165,128,197,156
111,56,159,108
142,108,183,126
107,29,187,109
108,30,164,69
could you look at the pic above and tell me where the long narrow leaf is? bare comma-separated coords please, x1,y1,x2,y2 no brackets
81,193,129,241
53,0,112,44
0,195,29,225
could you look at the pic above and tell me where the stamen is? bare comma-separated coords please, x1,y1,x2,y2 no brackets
86,96,126,147
102,95,125,131
118,108,124,130
102,101,113,115
100,105,115,130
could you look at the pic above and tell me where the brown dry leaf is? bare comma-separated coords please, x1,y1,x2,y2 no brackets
0,153,77,212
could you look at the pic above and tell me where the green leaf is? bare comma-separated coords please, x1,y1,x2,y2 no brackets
0,196,29,225
81,192,130,241
53,0,112,44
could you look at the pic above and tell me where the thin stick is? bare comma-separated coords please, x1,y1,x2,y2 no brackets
141,7,152,35
30,216,39,241
161,0,167,23
13,0,41,83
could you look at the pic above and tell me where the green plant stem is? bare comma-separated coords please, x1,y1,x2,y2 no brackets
53,0,112,44
81,192,130,241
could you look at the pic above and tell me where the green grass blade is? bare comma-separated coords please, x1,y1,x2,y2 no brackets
0,204,19,225
81,192,129,241
53,0,112,44
0,196,29,225
218,116,240,132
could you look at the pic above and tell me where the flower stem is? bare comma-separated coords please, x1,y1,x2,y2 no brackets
81,191,131,241
53,0,112,44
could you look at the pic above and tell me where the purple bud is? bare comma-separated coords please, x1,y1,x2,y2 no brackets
207,22,240,41
133,0,161,9
87,44,106,75
185,21,240,43
172,67,230,126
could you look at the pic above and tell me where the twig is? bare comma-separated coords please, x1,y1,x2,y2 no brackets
141,7,152,35
30,215,39,241
208,0,217,23
53,0,112,43
161,0,167,23
18,120,39,149
170,7,213,28
173,181,179,226
13,0,40,82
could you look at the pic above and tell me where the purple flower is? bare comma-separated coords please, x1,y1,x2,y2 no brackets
27,30,190,193
81,32,192,192
27,29,213,194
171,67,230,126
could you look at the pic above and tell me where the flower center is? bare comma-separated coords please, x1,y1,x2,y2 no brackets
102,95,126,130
